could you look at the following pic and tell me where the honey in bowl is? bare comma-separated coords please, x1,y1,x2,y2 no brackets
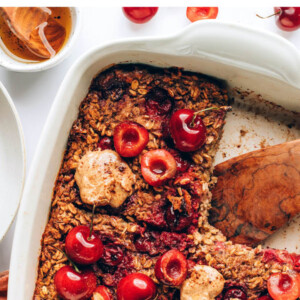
0,7,72,62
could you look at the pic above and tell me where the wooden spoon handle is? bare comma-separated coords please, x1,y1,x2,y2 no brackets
209,139,300,246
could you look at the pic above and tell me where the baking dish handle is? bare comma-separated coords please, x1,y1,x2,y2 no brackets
156,21,300,88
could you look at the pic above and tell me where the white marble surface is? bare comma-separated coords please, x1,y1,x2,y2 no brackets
1,6,300,272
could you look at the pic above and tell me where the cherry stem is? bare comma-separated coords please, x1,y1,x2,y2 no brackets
256,10,280,19
88,204,96,241
190,106,227,127
51,245,81,273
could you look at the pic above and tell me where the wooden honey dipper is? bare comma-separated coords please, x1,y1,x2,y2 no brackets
0,7,66,59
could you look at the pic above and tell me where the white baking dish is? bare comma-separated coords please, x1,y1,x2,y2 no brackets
8,21,300,299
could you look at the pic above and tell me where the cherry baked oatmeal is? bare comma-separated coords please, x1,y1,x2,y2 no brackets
34,64,300,300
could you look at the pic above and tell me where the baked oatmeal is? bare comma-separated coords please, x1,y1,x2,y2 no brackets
33,64,300,300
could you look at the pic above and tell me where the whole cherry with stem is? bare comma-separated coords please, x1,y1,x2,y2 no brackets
52,246,97,300
257,7,300,31
169,106,230,152
65,204,104,265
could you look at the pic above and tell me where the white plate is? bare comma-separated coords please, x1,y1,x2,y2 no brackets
8,21,300,299
0,81,25,241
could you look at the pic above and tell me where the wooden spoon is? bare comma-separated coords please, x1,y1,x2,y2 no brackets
209,139,300,246
0,7,66,59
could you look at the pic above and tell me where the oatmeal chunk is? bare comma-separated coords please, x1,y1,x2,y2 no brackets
75,150,135,208
180,265,224,300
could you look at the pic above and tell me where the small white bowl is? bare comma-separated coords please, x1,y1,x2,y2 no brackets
0,7,81,72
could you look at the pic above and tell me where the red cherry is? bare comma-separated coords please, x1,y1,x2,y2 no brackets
155,249,188,286
65,225,104,265
54,266,97,300
114,121,149,157
141,149,177,186
92,286,112,300
117,273,157,300
98,137,113,150
169,109,207,152
122,7,158,24
274,7,300,31
101,244,124,266
165,205,193,232
267,272,300,300
186,7,219,22
167,148,190,173
292,254,300,272
223,288,247,300
145,87,173,118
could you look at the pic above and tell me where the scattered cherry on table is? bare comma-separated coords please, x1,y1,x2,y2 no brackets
54,265,97,300
122,7,158,24
257,7,300,31
65,225,104,265
155,249,188,286
274,7,300,31
186,7,219,22
117,273,157,300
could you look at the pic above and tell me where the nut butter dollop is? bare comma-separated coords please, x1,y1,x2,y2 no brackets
75,150,135,208
180,265,224,300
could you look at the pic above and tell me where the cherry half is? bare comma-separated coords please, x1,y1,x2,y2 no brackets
65,225,104,265
186,7,219,22
155,249,188,286
114,121,149,157
122,7,158,24
169,109,207,152
54,265,97,300
267,272,300,300
117,273,157,300
141,149,177,186
92,286,112,300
